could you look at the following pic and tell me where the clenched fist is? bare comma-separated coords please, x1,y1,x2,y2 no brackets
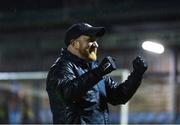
98,56,117,76
133,56,148,75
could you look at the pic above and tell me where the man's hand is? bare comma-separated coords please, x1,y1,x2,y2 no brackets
133,56,148,75
98,56,116,76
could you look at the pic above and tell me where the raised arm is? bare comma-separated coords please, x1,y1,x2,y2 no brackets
105,56,148,105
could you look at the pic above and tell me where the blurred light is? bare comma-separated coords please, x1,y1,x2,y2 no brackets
142,41,164,54
0,72,47,80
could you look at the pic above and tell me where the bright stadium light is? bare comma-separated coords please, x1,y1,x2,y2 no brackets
142,41,164,54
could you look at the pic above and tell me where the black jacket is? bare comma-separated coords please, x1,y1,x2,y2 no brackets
46,48,143,124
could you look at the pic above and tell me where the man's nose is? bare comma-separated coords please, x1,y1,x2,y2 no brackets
92,41,99,48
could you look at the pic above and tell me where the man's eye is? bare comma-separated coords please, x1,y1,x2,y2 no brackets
87,40,92,43
90,39,96,42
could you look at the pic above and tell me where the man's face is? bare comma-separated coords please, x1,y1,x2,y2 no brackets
74,35,99,61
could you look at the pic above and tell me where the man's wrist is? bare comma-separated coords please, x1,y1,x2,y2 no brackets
133,69,144,79
91,67,104,79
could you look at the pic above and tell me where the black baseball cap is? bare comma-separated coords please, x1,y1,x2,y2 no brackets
65,23,106,46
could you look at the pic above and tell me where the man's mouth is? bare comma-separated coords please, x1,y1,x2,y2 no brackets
89,45,96,54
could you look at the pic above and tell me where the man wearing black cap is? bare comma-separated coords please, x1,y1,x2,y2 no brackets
46,22,148,124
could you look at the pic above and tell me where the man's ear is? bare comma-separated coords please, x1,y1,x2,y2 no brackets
71,40,79,49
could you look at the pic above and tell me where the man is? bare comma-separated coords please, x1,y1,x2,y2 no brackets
46,22,148,124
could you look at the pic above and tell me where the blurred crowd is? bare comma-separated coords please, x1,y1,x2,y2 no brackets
0,87,52,124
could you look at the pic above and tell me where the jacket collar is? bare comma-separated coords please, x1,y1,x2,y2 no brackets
60,48,95,68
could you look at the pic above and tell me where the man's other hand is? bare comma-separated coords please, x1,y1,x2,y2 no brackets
133,56,148,75
98,56,117,76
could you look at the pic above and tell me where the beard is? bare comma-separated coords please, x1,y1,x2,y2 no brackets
79,45,97,61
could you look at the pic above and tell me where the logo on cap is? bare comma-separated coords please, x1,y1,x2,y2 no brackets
84,23,92,27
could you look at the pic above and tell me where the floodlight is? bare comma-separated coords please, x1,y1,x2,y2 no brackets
142,41,164,54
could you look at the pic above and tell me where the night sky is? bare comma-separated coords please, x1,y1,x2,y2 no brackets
0,0,180,12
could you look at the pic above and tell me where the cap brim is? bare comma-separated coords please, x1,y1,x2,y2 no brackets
84,27,106,37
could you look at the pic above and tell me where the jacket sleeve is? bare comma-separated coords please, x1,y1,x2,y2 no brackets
46,60,102,102
105,71,143,105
